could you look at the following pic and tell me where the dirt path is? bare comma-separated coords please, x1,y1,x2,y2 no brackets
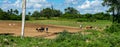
0,21,82,38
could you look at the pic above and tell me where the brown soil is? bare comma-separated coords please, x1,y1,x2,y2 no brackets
0,21,82,38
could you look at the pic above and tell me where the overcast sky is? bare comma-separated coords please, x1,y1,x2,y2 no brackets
0,0,108,14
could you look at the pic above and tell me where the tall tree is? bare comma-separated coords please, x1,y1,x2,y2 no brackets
32,11,40,20
53,10,62,17
28,12,31,16
0,12,10,20
10,9,13,14
102,0,120,23
40,8,52,19
65,7,79,14
14,9,19,15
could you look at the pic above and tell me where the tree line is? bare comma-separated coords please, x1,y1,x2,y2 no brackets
0,8,30,20
0,7,112,21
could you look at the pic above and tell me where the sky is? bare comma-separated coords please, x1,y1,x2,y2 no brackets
0,0,108,14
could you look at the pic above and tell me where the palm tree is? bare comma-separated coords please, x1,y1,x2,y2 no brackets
28,12,31,16
10,9,13,14
14,9,19,15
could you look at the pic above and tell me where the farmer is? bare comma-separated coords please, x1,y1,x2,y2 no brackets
46,27,48,33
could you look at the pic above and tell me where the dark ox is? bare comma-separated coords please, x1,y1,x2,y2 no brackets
36,27,45,32
86,26,93,29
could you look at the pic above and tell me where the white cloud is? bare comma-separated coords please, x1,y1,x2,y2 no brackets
34,4,42,8
26,0,51,13
77,0,102,9
26,0,51,9
0,0,50,12
91,0,102,6
0,0,22,10
0,0,108,14
0,0,11,3
65,0,79,5
14,0,22,8
78,0,90,9
76,0,107,14
28,0,46,3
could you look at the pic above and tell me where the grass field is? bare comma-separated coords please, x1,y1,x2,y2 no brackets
1,30,120,47
0,17,112,28
0,18,119,47
0,19,112,38
28,18,112,28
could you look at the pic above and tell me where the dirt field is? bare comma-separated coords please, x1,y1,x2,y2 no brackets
0,21,82,38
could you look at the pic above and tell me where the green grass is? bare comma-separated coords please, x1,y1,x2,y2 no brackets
0,30,120,47
80,20,112,28
28,20,78,27
28,19,112,28
0,17,112,28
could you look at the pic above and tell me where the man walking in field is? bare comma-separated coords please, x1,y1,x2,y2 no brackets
46,27,48,33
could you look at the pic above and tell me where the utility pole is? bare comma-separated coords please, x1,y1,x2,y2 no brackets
21,0,26,38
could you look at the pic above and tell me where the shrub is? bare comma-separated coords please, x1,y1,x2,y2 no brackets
61,14,80,19
55,30,71,42
105,23,120,33
77,18,96,22
1,30,120,47
77,19,88,22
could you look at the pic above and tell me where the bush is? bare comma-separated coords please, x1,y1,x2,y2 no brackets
61,14,80,19
77,19,88,22
55,30,71,42
77,18,96,22
1,30,120,47
105,23,120,33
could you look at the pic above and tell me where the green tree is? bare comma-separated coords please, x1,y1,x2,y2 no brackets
40,8,52,19
0,8,3,12
14,9,19,15
62,7,80,19
28,12,31,16
0,12,10,20
40,7,62,18
0,8,3,19
103,0,120,33
53,10,62,17
32,11,40,20
10,9,13,14
7,10,10,15
65,7,79,14
84,13,93,19
102,0,120,23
